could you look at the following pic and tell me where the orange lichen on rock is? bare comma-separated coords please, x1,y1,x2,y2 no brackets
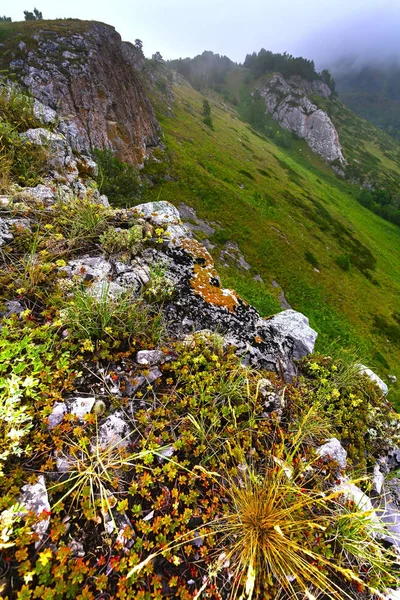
179,238,239,312
191,264,240,312
181,238,214,266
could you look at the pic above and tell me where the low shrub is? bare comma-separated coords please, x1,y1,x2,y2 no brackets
336,253,351,271
100,224,143,258
93,148,144,207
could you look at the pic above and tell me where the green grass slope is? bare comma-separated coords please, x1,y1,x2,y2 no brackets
143,78,400,405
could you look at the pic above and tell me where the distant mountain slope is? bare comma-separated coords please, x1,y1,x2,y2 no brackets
333,60,400,142
145,76,400,405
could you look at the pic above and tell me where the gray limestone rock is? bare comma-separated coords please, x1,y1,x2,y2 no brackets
47,402,67,429
97,412,131,449
0,218,14,246
357,365,389,396
33,98,58,125
9,22,161,164
62,256,112,281
136,350,167,366
145,367,163,385
19,475,50,546
133,201,190,241
21,128,78,177
21,184,57,204
0,217,30,247
68,396,96,420
263,310,318,361
317,438,347,471
258,74,346,168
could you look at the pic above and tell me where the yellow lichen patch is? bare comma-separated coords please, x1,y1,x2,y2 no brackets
191,264,239,312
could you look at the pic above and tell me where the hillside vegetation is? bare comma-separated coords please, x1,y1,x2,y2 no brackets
0,19,400,600
141,74,400,406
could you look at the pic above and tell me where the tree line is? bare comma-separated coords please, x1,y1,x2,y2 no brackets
0,8,43,22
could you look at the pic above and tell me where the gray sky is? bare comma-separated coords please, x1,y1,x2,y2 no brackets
3,0,400,66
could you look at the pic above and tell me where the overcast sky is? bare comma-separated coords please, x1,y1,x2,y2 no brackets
3,0,400,67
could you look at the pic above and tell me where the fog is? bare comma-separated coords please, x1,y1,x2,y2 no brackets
295,6,400,72
3,0,400,71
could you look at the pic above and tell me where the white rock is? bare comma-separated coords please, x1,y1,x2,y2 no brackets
97,413,130,449
134,201,181,225
68,396,95,420
62,256,112,281
133,201,190,240
357,365,389,396
317,438,347,471
136,350,166,366
373,464,385,494
22,184,56,204
384,589,400,600
47,402,67,429
334,480,381,533
33,99,58,125
145,367,163,384
264,309,318,359
21,128,77,175
19,475,50,546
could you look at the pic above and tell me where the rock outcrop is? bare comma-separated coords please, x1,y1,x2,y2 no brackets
57,200,318,380
258,73,346,169
6,21,160,164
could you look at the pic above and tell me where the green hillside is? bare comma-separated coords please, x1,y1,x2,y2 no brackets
142,77,400,405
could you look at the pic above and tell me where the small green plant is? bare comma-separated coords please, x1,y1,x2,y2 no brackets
61,282,164,348
0,85,40,132
100,224,143,257
0,119,48,190
143,262,174,303
50,419,167,529
206,457,396,600
297,356,400,468
0,374,33,476
66,197,109,243
0,315,76,474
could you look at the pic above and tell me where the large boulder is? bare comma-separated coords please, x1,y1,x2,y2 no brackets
123,202,317,380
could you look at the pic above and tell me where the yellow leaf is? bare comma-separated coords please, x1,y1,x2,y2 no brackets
38,548,53,566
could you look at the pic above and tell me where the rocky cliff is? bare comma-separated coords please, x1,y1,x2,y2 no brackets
258,73,346,170
2,20,160,164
